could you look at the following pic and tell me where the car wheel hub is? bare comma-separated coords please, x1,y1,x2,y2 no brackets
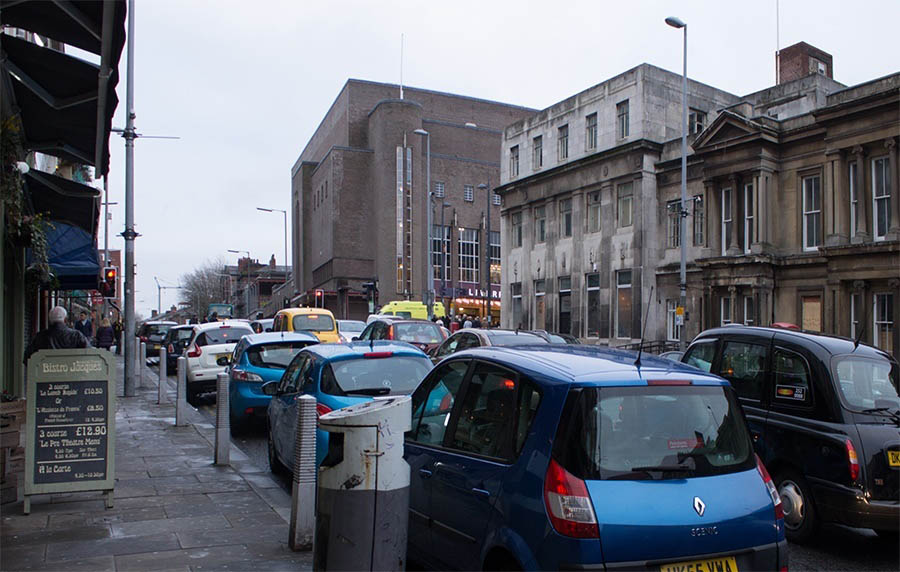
779,480,805,528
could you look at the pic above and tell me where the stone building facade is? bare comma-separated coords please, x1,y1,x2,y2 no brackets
290,80,535,319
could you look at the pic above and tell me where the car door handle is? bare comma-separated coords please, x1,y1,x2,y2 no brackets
471,488,490,498
418,469,433,479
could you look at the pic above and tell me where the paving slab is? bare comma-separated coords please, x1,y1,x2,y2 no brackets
45,532,180,562
115,544,253,571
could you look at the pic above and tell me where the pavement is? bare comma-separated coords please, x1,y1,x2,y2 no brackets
1,352,313,572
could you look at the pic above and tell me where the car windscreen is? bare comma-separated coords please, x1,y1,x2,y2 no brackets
832,356,900,411
292,314,335,332
393,322,444,344
487,333,547,346
208,304,233,318
553,385,755,481
246,342,311,369
201,326,252,345
338,320,366,333
320,356,432,397
146,325,172,337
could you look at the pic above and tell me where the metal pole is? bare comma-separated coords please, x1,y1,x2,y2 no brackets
122,0,137,397
283,209,288,285
175,356,187,426
679,24,688,352
481,182,492,325
103,176,109,322
426,133,434,319
158,346,168,404
214,372,230,465
139,341,146,388
441,204,446,309
289,394,317,551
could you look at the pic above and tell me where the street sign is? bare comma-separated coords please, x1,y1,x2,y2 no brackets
24,349,115,514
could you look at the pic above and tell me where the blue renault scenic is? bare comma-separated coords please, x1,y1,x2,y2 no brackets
405,345,787,571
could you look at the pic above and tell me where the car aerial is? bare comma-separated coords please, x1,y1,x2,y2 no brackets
272,307,340,342
163,324,195,371
336,319,366,343
226,331,319,431
263,341,433,473
250,318,274,334
429,328,547,364
404,345,787,571
137,320,176,356
681,325,900,542
184,320,255,404
526,329,580,344
355,317,447,353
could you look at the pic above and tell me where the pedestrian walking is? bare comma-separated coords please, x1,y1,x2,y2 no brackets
463,315,473,329
473,316,482,329
74,310,93,338
24,306,91,364
95,318,115,351
113,318,124,354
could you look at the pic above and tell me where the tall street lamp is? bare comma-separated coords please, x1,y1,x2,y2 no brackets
257,207,289,284
479,182,492,325
414,128,435,319
227,249,251,318
666,15,688,351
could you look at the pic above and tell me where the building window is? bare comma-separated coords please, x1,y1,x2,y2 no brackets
534,279,546,330
744,296,755,326
493,192,501,207
802,175,821,251
557,124,569,161
434,181,445,198
511,212,523,248
533,136,543,169
721,296,732,326
693,194,705,246
744,183,754,253
617,182,633,228
851,292,862,339
464,184,474,202
585,113,598,151
689,109,707,135
874,293,894,352
586,273,600,338
667,199,681,248
873,157,892,240
432,225,450,282
534,206,546,243
849,161,858,236
559,198,572,238
396,146,404,291
721,188,732,256
615,270,633,338
616,100,629,139
509,145,519,178
587,192,601,233
511,282,523,329
801,295,822,332
458,228,480,283
490,230,500,285
558,276,572,334
666,299,681,342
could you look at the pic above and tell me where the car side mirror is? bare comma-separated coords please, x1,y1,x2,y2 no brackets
216,356,231,367
265,328,273,332
351,336,359,341
261,381,279,396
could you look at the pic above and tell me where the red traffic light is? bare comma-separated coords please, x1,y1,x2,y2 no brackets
101,266,118,298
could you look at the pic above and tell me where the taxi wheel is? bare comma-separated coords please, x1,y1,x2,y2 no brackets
776,470,819,543
268,428,286,476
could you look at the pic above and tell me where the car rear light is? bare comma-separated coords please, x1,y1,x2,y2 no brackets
140,336,148,342
186,345,201,358
845,439,860,483
167,344,175,353
756,454,784,521
363,351,393,359
543,458,598,538
387,325,394,339
231,369,263,382
647,379,693,386
316,403,332,417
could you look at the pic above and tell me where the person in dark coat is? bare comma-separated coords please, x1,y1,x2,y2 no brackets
24,306,90,364
95,318,115,351
113,318,124,354
74,311,93,338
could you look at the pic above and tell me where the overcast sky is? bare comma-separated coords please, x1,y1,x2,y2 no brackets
96,0,899,319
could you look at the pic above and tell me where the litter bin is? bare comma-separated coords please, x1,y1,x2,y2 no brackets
315,396,412,571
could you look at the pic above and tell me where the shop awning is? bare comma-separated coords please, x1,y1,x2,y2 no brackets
44,223,100,291
0,1,127,58
24,168,101,235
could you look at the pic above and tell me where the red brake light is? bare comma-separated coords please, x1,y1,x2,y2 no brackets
363,351,393,359
316,403,332,417
845,439,860,482
167,344,175,353
543,458,598,538
140,336,148,342
387,325,394,339
186,345,201,358
756,454,784,521
647,379,693,386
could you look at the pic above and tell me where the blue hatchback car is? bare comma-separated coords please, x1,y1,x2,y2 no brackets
264,340,433,474
227,332,320,430
405,345,788,571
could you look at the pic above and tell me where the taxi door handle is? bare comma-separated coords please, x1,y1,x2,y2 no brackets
471,488,490,498
418,469,433,479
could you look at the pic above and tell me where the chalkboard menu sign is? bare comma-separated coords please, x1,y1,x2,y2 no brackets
25,349,115,514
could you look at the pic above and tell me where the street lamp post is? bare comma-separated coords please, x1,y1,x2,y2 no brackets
666,16,688,351
439,201,451,307
479,183,491,326
257,207,289,284
414,129,434,320
227,249,251,318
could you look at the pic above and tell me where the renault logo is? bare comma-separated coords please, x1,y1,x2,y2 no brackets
693,496,706,517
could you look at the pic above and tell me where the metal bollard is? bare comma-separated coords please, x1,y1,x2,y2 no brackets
133,336,140,379
214,372,230,465
158,346,168,404
139,341,147,388
289,394,317,551
175,357,187,426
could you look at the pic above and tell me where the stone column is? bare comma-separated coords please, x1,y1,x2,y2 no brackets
726,174,741,256
751,172,762,251
851,145,870,244
885,138,900,240
826,150,849,245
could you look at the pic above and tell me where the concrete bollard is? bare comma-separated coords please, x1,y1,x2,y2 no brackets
175,357,187,426
214,372,230,465
289,394,317,551
133,337,140,380
139,341,147,388
158,346,168,404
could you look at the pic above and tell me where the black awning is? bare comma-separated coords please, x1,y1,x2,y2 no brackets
24,169,101,236
1,34,120,174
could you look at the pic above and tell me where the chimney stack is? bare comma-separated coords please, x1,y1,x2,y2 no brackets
777,42,833,85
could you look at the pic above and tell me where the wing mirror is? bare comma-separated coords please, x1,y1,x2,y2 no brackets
261,381,279,396
216,356,232,367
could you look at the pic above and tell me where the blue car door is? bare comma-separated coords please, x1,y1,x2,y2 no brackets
404,359,471,568
429,361,522,570
273,354,308,468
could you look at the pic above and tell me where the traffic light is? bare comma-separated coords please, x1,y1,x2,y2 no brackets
362,281,379,311
100,266,117,298
314,289,324,308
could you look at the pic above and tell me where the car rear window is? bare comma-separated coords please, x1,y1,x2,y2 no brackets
293,314,335,332
170,328,194,342
393,322,444,344
553,385,755,481
145,325,172,337
246,342,312,369
320,356,431,397
338,320,366,333
200,326,252,345
487,332,547,346
832,356,900,410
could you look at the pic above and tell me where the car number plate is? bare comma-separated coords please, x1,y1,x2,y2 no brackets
660,556,738,572
888,450,900,467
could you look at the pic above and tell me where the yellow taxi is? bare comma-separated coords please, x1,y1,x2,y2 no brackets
272,307,340,343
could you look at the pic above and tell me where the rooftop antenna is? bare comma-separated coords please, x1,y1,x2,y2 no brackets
634,286,654,368
775,0,781,84
399,33,404,100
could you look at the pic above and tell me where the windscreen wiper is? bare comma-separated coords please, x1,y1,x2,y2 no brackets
860,407,900,424
344,387,391,396
630,464,694,473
